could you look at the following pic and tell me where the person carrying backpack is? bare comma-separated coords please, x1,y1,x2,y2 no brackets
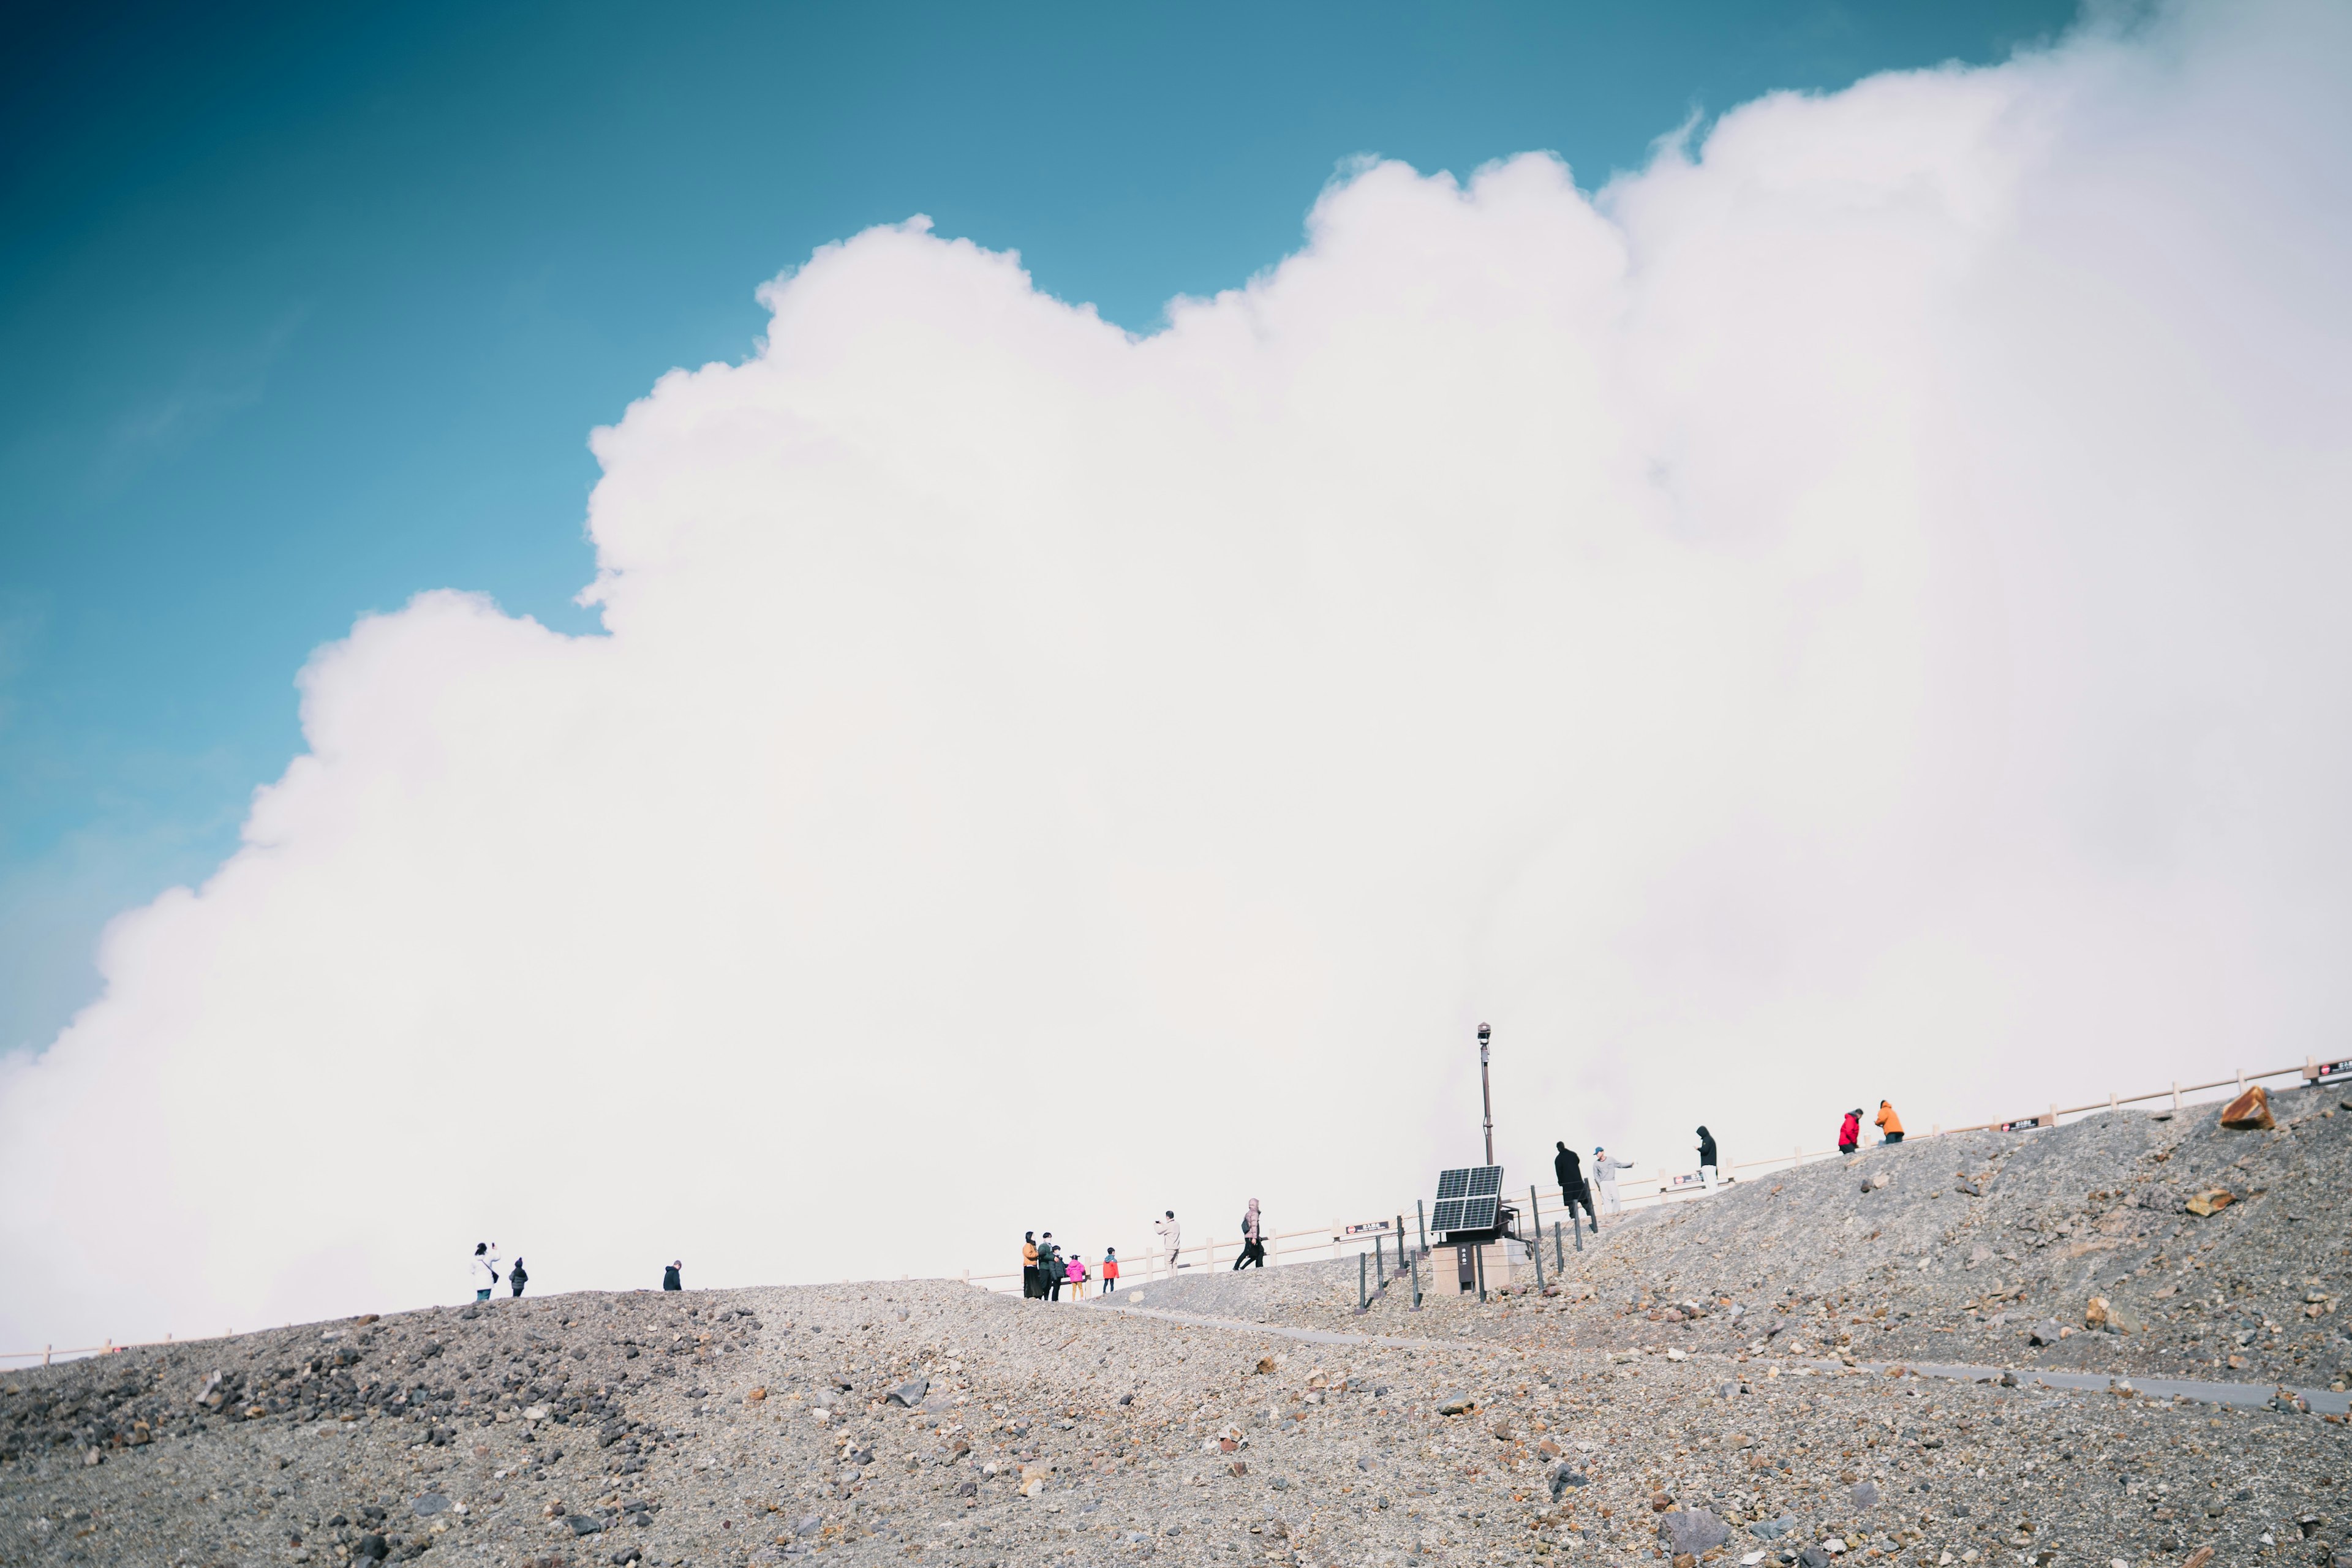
469,1242,499,1302
1232,1200,1266,1268
508,1257,529,1298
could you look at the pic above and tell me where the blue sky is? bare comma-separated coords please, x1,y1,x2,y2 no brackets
0,0,2081,1054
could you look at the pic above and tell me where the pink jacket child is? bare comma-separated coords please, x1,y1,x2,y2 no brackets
1065,1254,1089,1298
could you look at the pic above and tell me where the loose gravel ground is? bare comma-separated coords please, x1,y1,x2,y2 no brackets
3,1087,2346,1568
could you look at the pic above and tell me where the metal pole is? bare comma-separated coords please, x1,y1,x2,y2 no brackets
1375,1233,1385,1286
1477,1023,1495,1166
1417,1200,1428,1260
1528,1186,1545,1290
1474,1240,1487,1303
1409,1250,1422,1311
1359,1253,1368,1312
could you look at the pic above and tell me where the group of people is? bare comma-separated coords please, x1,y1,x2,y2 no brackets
1021,1232,1120,1300
467,1242,529,1300
1839,1100,1903,1153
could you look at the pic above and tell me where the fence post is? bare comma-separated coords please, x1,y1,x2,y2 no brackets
2171,1081,2181,1112
1416,1200,1428,1260
1528,1186,1546,1290
1474,1242,1487,1303
2236,1068,2245,1092
2048,1102,2057,1129
1359,1253,1368,1312
1409,1250,1422,1311
43,1346,51,1366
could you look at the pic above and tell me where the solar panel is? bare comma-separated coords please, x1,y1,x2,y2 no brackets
1420,1204,1496,1241
1429,1194,1499,1233
1434,1165,1502,1203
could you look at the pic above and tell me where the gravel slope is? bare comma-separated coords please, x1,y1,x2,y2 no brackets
1,1086,2345,1568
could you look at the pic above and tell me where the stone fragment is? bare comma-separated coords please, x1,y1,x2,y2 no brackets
1657,1509,1732,1555
2185,1189,2236,1216
2028,1321,2067,1346
746,1386,767,1402
1750,1517,1796,1541
412,1493,449,1517
885,1379,928,1408
568,1512,606,1535
2218,1085,2274,1130
1850,1481,1879,1509
1436,1392,1474,1415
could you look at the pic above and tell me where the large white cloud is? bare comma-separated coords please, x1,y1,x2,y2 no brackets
6,0,2350,1349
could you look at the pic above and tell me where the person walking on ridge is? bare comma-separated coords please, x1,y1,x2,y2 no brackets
1592,1147,1636,1225
1154,1210,1182,1276
662,1259,682,1292
1696,1126,1720,1192
508,1257,528,1298
1233,1200,1266,1268
1875,1100,1904,1145
1838,1109,1863,1155
1101,1248,1120,1295
470,1242,498,1302
1022,1232,1041,1299
1554,1142,1596,1235
1039,1234,1063,1300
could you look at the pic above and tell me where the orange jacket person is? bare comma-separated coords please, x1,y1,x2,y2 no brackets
1875,1100,1904,1145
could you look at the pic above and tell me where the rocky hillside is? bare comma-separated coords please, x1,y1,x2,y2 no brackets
0,1084,2344,1568
1122,1083,2352,1393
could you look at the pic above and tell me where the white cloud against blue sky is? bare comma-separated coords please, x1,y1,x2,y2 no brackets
4,0,2347,1349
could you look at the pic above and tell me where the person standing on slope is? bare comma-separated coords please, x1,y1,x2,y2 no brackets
1554,1142,1596,1235
662,1259,682,1292
1101,1248,1120,1295
1039,1234,1063,1300
1153,1210,1182,1277
1591,1148,1637,1225
470,1242,499,1303
1233,1200,1266,1269
1838,1109,1863,1155
1696,1126,1720,1192
1022,1232,1041,1299
1874,1100,1904,1145
508,1257,529,1298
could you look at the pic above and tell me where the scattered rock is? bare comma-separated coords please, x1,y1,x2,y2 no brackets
1657,1508,1732,1555
884,1378,929,1408
2185,1189,2236,1216
2220,1085,2275,1131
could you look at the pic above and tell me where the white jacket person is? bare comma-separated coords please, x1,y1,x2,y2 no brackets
1592,1152,1637,1217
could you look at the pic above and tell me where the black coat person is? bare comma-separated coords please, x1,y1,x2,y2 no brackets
1697,1127,1718,1168
509,1259,529,1298
662,1261,682,1292
1555,1141,1597,1232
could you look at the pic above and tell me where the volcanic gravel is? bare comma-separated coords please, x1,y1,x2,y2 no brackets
2,1088,2345,1568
